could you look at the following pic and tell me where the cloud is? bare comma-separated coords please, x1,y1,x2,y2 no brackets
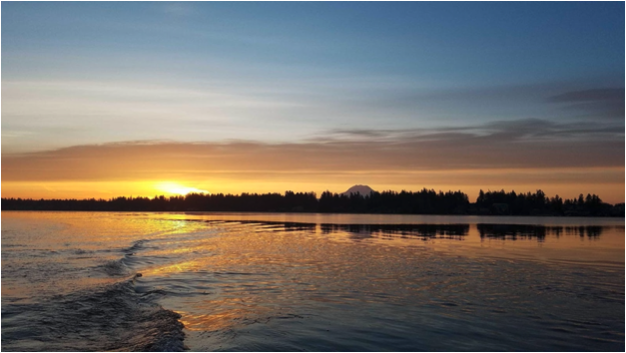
547,88,625,119
2,118,623,183
326,118,623,142
161,3,193,17
548,88,625,103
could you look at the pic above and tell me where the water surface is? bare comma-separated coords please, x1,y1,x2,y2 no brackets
2,212,624,351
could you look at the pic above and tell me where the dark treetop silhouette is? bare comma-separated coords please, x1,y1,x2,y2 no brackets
2,188,623,217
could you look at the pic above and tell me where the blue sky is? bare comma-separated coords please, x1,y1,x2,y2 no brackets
3,2,624,151
2,2,624,201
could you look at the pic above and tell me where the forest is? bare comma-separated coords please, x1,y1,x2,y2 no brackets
2,189,623,217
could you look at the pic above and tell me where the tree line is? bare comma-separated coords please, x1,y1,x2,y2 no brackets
1,189,623,217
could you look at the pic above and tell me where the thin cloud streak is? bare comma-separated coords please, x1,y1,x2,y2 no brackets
3,119,623,183
325,118,623,142
548,88,625,103
547,88,625,120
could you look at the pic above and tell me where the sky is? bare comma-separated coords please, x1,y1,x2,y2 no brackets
2,2,624,203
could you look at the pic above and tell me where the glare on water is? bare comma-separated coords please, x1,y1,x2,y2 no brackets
1,212,624,351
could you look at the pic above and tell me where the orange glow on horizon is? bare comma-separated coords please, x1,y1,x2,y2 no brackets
1,178,624,204
3,140,623,203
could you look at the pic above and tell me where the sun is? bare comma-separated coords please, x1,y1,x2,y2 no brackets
155,182,209,196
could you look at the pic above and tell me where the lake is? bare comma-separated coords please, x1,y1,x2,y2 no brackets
1,212,624,351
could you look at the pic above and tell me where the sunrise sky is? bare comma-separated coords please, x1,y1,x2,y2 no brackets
2,2,624,203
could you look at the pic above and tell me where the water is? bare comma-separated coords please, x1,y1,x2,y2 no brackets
1,212,624,351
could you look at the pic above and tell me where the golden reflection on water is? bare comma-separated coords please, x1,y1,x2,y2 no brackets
106,213,623,337
175,298,274,332
142,260,206,277
2,211,624,344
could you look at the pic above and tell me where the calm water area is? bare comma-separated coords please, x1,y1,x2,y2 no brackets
1,211,624,351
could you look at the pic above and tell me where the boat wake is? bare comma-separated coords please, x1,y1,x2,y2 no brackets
2,239,186,352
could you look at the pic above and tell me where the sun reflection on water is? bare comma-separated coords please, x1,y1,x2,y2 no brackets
3,212,624,351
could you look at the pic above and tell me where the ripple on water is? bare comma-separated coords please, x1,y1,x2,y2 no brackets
1,212,624,351
1,279,185,352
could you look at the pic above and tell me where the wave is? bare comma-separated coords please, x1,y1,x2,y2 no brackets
95,239,151,277
123,239,149,255
1,276,185,352
2,237,185,352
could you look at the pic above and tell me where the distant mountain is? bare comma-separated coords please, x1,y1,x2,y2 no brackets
341,185,375,196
